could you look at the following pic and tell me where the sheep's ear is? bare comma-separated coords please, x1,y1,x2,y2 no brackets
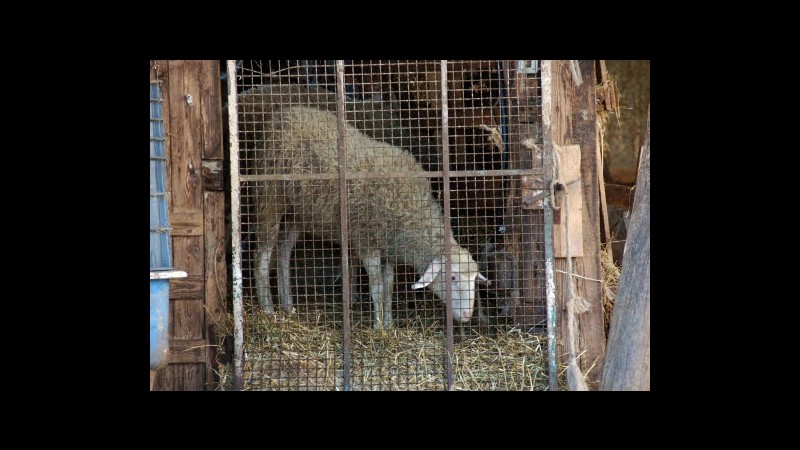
411,258,443,289
477,274,491,286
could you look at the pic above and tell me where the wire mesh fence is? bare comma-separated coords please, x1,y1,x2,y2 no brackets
230,60,549,390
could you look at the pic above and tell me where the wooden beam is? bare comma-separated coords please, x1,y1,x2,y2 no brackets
597,123,612,245
167,60,203,213
204,191,227,390
200,60,224,160
549,60,606,389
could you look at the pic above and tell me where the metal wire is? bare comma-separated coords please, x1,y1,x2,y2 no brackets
231,60,548,391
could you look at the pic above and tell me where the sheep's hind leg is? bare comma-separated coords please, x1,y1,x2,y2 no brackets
257,245,275,314
362,253,384,330
382,262,394,329
257,225,280,314
277,223,300,314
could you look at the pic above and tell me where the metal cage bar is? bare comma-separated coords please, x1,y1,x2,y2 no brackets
227,60,245,391
335,60,353,391
440,60,454,391
540,60,559,391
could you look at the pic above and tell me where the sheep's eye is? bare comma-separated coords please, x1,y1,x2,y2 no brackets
451,275,457,282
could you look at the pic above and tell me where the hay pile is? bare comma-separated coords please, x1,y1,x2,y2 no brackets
215,306,552,391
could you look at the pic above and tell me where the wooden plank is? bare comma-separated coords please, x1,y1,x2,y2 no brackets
601,105,650,390
553,144,583,257
170,210,203,236
170,276,204,300
167,60,203,213
172,236,204,277
550,60,574,373
549,60,606,389
152,364,206,391
204,191,227,390
200,60,224,160
597,124,612,245
168,339,207,364
183,60,207,182
570,61,606,388
171,299,204,340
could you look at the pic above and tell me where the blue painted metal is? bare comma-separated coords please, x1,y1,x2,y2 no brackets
150,279,170,368
150,82,172,271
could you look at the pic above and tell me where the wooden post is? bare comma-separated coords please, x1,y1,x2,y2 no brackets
547,60,606,389
601,105,650,391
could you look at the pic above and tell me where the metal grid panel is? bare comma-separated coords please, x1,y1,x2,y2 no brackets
232,60,547,390
150,82,171,270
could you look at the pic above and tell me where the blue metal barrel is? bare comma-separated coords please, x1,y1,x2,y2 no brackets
150,278,170,368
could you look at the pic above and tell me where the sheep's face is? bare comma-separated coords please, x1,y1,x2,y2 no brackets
411,248,488,323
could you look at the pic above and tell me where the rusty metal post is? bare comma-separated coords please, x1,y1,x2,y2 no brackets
226,60,245,391
440,60,454,391
335,60,353,391
540,60,560,391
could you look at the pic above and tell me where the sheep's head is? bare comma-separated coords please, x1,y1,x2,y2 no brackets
411,246,488,322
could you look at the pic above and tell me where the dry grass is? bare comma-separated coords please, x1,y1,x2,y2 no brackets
215,302,553,391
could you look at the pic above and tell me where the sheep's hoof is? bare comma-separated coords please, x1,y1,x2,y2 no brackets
280,304,294,315
261,304,275,314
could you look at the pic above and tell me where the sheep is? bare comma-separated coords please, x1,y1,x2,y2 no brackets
476,240,520,323
254,105,487,329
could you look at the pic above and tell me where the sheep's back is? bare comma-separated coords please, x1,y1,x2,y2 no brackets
261,107,445,252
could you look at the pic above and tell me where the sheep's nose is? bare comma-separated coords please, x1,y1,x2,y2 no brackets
454,309,472,323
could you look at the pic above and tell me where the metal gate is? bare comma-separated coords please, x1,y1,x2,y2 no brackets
228,60,557,390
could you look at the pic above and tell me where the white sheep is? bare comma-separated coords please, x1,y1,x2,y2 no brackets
254,105,487,329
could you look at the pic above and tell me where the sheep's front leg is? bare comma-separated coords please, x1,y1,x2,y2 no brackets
476,289,489,325
382,262,394,329
362,253,384,330
277,223,300,314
